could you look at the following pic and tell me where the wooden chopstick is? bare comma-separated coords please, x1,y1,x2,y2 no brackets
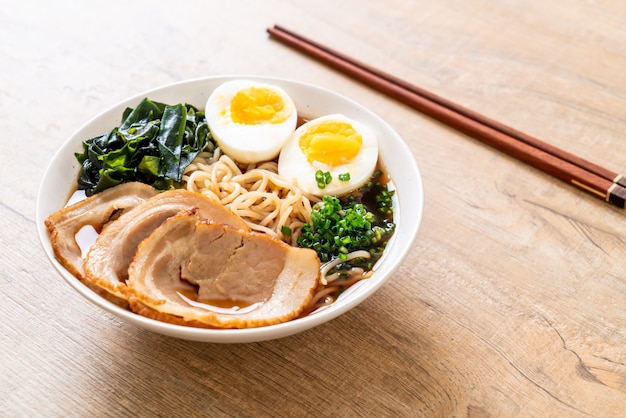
267,25,626,209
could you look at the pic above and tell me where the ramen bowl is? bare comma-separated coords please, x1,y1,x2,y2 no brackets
36,75,424,343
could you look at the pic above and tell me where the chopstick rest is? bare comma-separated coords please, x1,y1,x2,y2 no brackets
267,25,626,209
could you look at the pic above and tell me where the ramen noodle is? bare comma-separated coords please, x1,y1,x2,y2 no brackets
183,143,318,246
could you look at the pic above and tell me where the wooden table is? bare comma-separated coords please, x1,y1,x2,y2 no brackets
2,1,626,416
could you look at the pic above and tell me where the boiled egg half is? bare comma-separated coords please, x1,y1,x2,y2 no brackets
205,80,298,163
278,114,378,197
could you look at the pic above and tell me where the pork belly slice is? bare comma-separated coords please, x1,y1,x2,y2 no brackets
127,211,321,329
44,182,157,281
84,189,249,301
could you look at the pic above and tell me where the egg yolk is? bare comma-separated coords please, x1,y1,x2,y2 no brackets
230,87,289,125
298,121,362,167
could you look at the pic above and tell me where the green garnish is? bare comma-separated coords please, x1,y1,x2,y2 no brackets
338,172,351,182
315,170,332,189
376,188,394,215
297,195,395,263
281,225,292,236
75,97,211,195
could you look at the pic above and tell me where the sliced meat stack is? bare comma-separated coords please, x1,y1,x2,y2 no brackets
45,182,321,328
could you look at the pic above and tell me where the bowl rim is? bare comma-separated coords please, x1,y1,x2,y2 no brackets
36,74,424,343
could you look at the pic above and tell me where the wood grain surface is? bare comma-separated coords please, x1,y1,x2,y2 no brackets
2,1,626,416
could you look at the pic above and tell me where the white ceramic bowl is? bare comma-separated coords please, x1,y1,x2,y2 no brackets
36,75,424,343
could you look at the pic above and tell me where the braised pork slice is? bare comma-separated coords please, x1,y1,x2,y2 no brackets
45,182,157,280
84,189,249,300
127,211,321,329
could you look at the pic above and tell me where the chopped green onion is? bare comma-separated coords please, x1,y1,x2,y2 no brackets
281,225,292,236
338,172,351,182
315,170,332,189
297,194,395,263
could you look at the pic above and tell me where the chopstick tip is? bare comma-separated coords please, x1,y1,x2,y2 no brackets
266,24,281,37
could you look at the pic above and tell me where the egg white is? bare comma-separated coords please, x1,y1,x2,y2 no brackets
278,114,379,197
204,80,297,164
